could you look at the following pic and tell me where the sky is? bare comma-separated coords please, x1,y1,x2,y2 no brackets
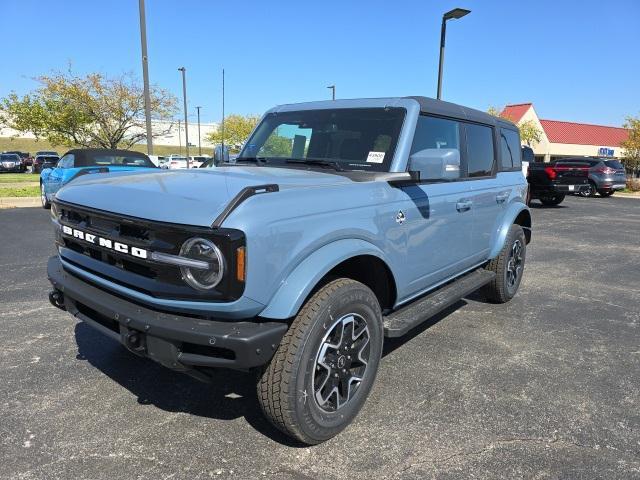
1,0,639,126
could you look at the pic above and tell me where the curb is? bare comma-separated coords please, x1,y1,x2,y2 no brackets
0,197,41,208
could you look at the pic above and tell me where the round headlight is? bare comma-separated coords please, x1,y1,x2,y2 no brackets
179,237,225,290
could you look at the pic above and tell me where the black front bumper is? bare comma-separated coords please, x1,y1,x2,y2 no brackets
47,256,287,373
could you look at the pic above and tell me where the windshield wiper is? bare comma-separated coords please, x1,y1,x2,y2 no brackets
285,158,344,171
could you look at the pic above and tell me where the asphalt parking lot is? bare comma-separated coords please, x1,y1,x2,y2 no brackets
1,196,639,479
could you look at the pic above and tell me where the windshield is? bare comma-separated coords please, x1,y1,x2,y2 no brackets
1,154,19,161
79,153,155,168
238,108,406,172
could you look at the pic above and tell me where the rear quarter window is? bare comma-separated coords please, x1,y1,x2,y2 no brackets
499,128,522,170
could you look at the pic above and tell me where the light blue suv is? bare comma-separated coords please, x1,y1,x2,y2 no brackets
47,96,531,444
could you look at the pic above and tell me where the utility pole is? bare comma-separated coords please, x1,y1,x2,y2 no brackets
327,85,335,100
138,0,153,154
196,106,202,155
178,67,190,168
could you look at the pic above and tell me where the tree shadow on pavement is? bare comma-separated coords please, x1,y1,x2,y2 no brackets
73,322,305,447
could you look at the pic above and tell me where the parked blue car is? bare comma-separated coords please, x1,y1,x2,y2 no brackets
47,97,531,444
39,149,158,209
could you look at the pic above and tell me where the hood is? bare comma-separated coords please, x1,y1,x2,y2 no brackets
55,166,353,227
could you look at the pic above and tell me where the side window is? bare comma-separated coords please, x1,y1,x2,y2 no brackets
465,124,495,177
410,115,461,154
500,128,522,170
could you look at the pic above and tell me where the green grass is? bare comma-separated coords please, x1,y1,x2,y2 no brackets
0,185,40,197
0,137,187,157
0,173,39,183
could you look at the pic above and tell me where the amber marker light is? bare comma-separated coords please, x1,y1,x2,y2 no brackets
236,246,246,282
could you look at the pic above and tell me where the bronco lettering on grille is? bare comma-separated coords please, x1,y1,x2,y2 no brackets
61,225,148,259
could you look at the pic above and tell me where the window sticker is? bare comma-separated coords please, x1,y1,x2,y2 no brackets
366,151,385,163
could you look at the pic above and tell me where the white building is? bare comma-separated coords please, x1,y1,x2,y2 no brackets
501,103,629,162
0,117,219,149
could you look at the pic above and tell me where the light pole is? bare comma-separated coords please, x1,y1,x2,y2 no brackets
327,85,335,100
178,67,190,168
221,68,225,158
138,0,153,154
436,8,470,100
177,119,182,156
196,106,202,155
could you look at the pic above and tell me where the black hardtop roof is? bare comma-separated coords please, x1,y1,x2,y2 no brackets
63,148,149,158
406,96,518,130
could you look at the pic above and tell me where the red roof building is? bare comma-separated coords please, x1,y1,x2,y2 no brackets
500,103,629,161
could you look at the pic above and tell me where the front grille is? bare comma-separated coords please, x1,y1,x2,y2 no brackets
54,201,246,302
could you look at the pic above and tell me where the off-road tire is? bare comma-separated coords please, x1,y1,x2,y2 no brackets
483,224,526,303
539,194,565,206
258,278,383,445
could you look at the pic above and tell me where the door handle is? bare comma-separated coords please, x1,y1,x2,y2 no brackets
496,192,510,204
456,200,472,212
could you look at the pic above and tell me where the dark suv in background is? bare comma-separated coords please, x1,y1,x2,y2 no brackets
560,157,627,197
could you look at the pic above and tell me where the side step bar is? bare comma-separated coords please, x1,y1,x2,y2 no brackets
383,269,495,338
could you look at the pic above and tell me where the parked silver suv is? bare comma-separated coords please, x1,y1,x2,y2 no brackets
560,157,627,197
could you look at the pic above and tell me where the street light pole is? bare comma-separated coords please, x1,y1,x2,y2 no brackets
221,68,225,157
178,67,190,168
196,106,202,155
177,119,182,156
138,0,153,154
327,85,335,100
436,8,471,100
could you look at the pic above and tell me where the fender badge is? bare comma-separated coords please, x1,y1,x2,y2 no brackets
395,210,406,225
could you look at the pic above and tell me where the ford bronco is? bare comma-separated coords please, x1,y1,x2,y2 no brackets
47,97,531,444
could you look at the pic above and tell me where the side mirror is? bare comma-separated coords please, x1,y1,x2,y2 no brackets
408,148,460,181
213,145,230,166
521,146,534,163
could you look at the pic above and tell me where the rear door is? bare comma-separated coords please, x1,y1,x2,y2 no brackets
463,123,504,262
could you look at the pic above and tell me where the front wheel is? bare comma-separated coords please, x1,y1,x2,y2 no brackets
483,224,526,303
539,194,565,206
258,278,383,445
40,183,51,209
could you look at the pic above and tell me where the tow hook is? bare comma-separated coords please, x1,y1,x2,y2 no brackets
49,290,66,311
121,327,147,355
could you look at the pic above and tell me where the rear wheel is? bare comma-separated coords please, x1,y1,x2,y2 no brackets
258,278,383,445
539,194,565,206
483,224,526,303
599,190,614,197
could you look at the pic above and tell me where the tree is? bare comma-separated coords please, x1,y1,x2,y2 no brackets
487,106,542,146
620,115,640,174
206,114,260,151
0,71,177,149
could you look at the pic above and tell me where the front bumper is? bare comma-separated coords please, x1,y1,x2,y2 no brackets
47,256,287,373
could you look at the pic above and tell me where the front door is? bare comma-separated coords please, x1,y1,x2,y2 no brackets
400,115,476,298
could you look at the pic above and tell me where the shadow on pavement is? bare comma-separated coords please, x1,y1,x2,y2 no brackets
73,322,305,447
74,295,477,445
